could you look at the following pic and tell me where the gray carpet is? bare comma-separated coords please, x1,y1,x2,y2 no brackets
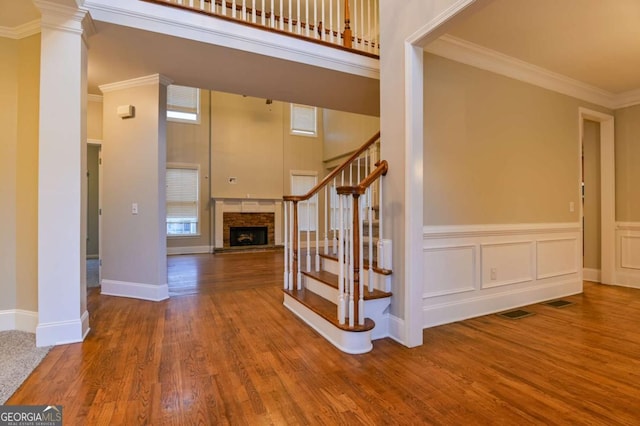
0,330,51,404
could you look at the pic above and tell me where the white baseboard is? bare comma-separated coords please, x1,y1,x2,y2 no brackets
36,316,86,347
387,314,406,346
612,271,640,290
167,245,213,255
0,309,38,333
101,279,169,301
583,268,601,283
423,278,582,328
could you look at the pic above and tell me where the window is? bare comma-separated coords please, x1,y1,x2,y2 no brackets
290,104,317,137
167,85,199,123
291,171,318,231
166,164,199,236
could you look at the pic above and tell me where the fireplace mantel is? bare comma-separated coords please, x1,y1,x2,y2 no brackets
213,198,282,249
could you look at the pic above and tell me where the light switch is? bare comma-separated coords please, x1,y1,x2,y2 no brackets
132,203,138,215
569,201,575,213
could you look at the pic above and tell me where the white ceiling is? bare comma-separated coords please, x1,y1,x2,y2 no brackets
447,0,640,94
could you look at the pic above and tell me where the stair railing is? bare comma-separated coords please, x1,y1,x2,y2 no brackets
143,0,380,56
283,131,380,292
336,159,387,326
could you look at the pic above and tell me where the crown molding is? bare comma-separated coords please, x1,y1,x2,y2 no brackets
426,34,640,110
0,20,41,39
99,74,173,93
87,94,103,102
34,0,89,35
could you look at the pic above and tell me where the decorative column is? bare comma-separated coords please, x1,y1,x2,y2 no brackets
34,1,94,346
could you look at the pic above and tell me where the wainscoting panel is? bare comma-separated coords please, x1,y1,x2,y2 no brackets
536,238,579,279
480,241,533,289
422,245,476,298
422,223,582,328
615,223,640,288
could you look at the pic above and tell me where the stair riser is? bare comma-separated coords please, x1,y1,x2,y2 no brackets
320,257,389,292
304,274,391,329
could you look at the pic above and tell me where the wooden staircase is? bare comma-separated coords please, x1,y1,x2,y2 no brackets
282,132,392,354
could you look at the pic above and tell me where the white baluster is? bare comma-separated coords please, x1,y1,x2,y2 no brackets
252,0,256,23
324,186,329,255
338,194,345,324
337,0,340,46
305,0,310,37
296,0,301,34
352,0,357,48
366,0,371,51
358,195,364,325
313,0,317,39
288,0,292,32
348,196,354,327
270,0,275,27
377,165,383,269
320,0,324,39
279,0,284,29
368,186,373,292
297,202,302,289
220,0,226,16
360,0,364,50
261,0,265,25
284,201,289,290
232,0,237,18
315,194,320,271
329,0,333,43
289,201,294,288
306,199,311,272
332,179,337,254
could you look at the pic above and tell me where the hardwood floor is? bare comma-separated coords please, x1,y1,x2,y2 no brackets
9,252,640,424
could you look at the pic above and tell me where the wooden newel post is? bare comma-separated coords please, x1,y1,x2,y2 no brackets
343,0,352,48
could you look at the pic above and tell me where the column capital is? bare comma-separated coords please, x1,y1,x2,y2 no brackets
34,0,95,39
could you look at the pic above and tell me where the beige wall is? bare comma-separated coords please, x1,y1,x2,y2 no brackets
322,109,379,164
0,37,19,311
615,104,640,222
87,98,103,140
0,35,39,313
15,35,40,312
166,90,211,249
87,144,100,257
583,120,601,269
423,53,608,225
102,81,167,286
211,92,285,199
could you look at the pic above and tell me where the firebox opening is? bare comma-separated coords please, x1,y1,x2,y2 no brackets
230,226,268,247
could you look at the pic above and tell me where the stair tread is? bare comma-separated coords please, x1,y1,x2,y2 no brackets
318,253,393,276
302,270,393,300
283,288,375,332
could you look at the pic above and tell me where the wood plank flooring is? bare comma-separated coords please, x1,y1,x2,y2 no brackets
9,251,640,424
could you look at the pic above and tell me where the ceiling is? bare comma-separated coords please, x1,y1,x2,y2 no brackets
3,0,640,104
447,0,640,94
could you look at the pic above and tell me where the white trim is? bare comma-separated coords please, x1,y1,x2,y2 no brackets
617,222,640,231
81,310,90,340
0,310,39,332
423,222,581,239
167,245,213,255
283,294,373,354
426,35,615,108
583,268,601,283
579,108,615,285
406,0,483,46
34,0,92,36
83,0,379,79
0,20,41,39
387,314,406,346
99,74,173,93
101,280,169,301
88,94,103,103
423,277,582,328
426,35,640,109
36,317,86,347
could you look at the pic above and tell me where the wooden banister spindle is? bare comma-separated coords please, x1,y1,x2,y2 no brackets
343,0,352,48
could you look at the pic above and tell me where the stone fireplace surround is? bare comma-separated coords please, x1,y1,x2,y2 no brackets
214,199,282,249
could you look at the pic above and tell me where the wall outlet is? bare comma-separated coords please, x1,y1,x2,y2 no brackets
132,203,138,215
490,267,497,281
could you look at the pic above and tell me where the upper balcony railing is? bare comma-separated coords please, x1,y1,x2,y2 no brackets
144,0,380,57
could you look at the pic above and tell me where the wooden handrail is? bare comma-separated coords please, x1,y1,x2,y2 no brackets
336,160,388,195
283,131,381,202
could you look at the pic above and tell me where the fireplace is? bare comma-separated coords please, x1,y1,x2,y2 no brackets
230,226,268,246
222,212,275,248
